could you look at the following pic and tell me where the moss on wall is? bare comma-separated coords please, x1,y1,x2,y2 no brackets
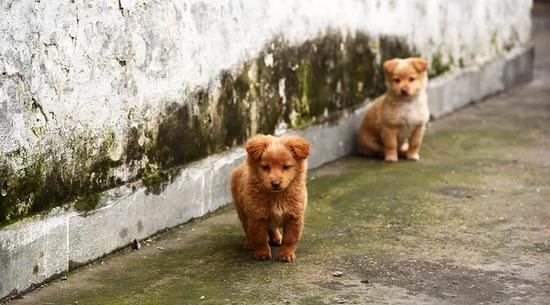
429,51,452,78
0,130,128,226
0,31,417,226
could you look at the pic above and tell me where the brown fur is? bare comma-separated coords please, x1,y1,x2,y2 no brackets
231,135,310,262
357,57,430,162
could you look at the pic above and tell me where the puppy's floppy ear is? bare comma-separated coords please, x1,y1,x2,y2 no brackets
383,59,400,74
283,136,310,160
245,135,270,161
411,57,428,73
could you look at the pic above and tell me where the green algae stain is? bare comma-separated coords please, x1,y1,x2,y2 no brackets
74,193,102,213
459,57,466,68
490,31,499,52
147,101,211,169
0,131,126,225
429,51,452,78
305,159,445,251
125,126,145,163
218,71,252,147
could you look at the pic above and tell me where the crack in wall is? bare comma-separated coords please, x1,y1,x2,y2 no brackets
31,98,48,124
6,72,51,124
117,0,124,16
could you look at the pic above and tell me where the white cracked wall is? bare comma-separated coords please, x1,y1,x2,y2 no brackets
0,0,532,219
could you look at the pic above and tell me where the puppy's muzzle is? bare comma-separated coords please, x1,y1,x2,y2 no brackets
271,181,282,191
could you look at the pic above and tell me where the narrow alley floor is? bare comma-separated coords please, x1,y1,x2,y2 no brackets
7,7,550,305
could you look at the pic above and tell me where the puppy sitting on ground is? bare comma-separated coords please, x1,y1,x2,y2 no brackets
357,57,430,162
231,134,310,262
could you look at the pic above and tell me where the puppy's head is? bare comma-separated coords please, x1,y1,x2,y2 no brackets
383,57,428,98
245,135,310,192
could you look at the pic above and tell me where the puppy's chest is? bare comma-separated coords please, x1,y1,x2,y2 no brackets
270,199,287,224
394,103,427,126
269,196,305,226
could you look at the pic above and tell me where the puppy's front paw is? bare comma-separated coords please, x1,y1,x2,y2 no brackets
406,153,420,161
254,250,272,260
277,251,296,262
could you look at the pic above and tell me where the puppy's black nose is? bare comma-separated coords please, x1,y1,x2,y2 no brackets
271,181,281,189
400,89,408,96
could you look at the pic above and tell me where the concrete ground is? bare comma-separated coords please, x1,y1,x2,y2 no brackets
6,7,550,305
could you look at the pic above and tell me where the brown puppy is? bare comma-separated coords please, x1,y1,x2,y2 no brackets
357,57,430,162
231,134,310,262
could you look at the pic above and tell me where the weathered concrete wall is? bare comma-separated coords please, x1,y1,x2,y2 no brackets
0,0,533,300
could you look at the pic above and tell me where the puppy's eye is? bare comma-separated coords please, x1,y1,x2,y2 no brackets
409,77,415,82
261,164,270,170
283,165,292,170
393,78,400,83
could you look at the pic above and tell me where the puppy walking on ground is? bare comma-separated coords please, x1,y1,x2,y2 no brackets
357,57,430,162
231,135,310,262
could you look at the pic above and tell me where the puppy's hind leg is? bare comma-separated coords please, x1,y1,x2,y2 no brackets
235,205,252,250
357,134,384,158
